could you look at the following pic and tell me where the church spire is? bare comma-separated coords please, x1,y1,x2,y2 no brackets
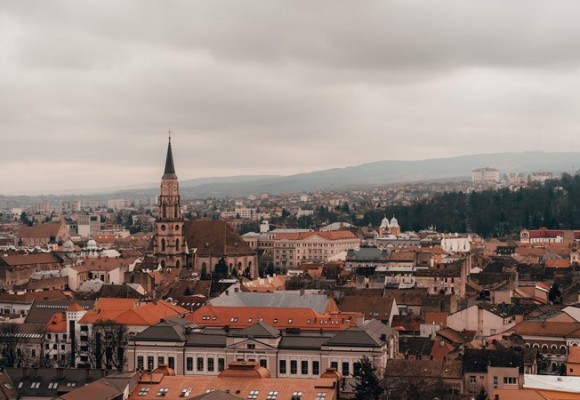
163,131,176,178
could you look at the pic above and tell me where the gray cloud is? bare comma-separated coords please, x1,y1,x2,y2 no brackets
2,1,580,193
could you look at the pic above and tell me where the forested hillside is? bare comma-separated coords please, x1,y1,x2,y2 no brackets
363,174,580,238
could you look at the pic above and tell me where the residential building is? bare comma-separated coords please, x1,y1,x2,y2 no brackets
447,303,516,338
472,167,500,183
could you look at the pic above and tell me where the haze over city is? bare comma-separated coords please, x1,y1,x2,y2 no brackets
3,1,580,194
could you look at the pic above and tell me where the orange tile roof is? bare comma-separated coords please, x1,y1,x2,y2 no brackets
73,257,137,273
187,305,360,331
67,303,84,312
130,373,337,400
1,253,61,266
79,298,187,326
45,312,67,332
545,259,571,268
18,222,63,239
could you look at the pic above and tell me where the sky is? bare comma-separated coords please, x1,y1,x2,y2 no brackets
2,1,580,194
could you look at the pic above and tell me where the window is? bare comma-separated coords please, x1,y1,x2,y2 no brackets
342,362,350,376
248,391,259,399
279,360,287,374
301,360,308,375
353,362,361,376
503,377,517,385
469,375,476,384
266,391,278,400
291,392,302,400
290,360,297,374
186,357,193,371
138,387,150,397
330,361,338,370
218,358,225,371
493,376,498,388
156,388,169,397
260,359,267,369
147,356,154,371
315,393,327,400
179,389,192,398
197,357,204,371
168,357,175,370
312,361,320,376
157,356,164,366
248,343,256,350
208,358,215,372
137,356,144,370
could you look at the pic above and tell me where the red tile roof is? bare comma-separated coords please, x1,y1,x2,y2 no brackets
79,298,187,326
187,305,360,331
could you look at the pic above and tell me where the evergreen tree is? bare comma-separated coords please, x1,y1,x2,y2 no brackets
352,356,384,400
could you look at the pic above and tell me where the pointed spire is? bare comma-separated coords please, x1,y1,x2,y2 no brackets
163,130,176,178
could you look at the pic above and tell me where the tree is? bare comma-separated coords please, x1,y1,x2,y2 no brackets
476,387,489,400
212,257,229,282
352,356,384,400
76,320,128,370
549,284,562,304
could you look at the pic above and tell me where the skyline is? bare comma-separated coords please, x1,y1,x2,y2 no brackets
3,1,580,193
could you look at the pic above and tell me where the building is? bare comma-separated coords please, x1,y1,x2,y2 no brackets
244,230,360,272
446,303,516,339
0,253,63,290
472,167,500,183
17,222,70,247
186,220,257,278
153,136,187,271
127,317,397,379
77,214,100,239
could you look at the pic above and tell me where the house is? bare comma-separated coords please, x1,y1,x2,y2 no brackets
447,303,516,338
0,253,64,290
384,359,463,396
16,222,70,247
463,348,528,398
67,257,140,291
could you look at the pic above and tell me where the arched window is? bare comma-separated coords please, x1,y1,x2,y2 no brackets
551,345,558,354
176,260,180,268
163,204,167,219
176,239,180,250
542,345,548,354
161,239,166,252
561,346,567,355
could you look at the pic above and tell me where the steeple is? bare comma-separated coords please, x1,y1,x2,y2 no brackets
163,131,176,178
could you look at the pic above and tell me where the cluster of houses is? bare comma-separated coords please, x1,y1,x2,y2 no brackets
2,140,580,399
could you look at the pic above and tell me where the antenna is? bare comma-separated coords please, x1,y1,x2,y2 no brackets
168,129,172,141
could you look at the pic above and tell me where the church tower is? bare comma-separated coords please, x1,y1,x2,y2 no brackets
154,135,187,270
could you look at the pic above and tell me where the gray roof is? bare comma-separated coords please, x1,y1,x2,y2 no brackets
186,331,227,348
209,291,331,313
24,299,95,325
323,320,394,348
133,317,195,342
230,321,280,338
279,334,334,350
5,368,121,399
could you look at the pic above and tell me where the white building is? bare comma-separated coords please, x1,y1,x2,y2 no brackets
472,167,500,183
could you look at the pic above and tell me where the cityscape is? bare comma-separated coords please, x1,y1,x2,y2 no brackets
4,2,580,400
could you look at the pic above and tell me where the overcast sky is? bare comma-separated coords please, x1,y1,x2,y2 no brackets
2,1,580,194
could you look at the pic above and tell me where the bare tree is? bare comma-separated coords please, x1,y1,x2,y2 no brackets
75,320,128,370
0,323,21,367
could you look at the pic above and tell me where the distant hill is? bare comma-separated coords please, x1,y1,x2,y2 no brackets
173,151,579,197
93,151,580,197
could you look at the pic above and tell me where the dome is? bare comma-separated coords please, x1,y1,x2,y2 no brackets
63,240,74,253
390,216,399,227
380,216,390,228
86,239,98,250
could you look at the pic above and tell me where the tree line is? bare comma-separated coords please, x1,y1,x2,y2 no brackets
362,174,580,238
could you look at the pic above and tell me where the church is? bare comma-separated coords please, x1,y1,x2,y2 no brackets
153,136,257,278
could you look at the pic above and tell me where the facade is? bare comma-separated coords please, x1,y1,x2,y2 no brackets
447,303,516,338
244,230,360,272
153,137,187,270
0,253,63,290
471,167,500,183
127,318,398,379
